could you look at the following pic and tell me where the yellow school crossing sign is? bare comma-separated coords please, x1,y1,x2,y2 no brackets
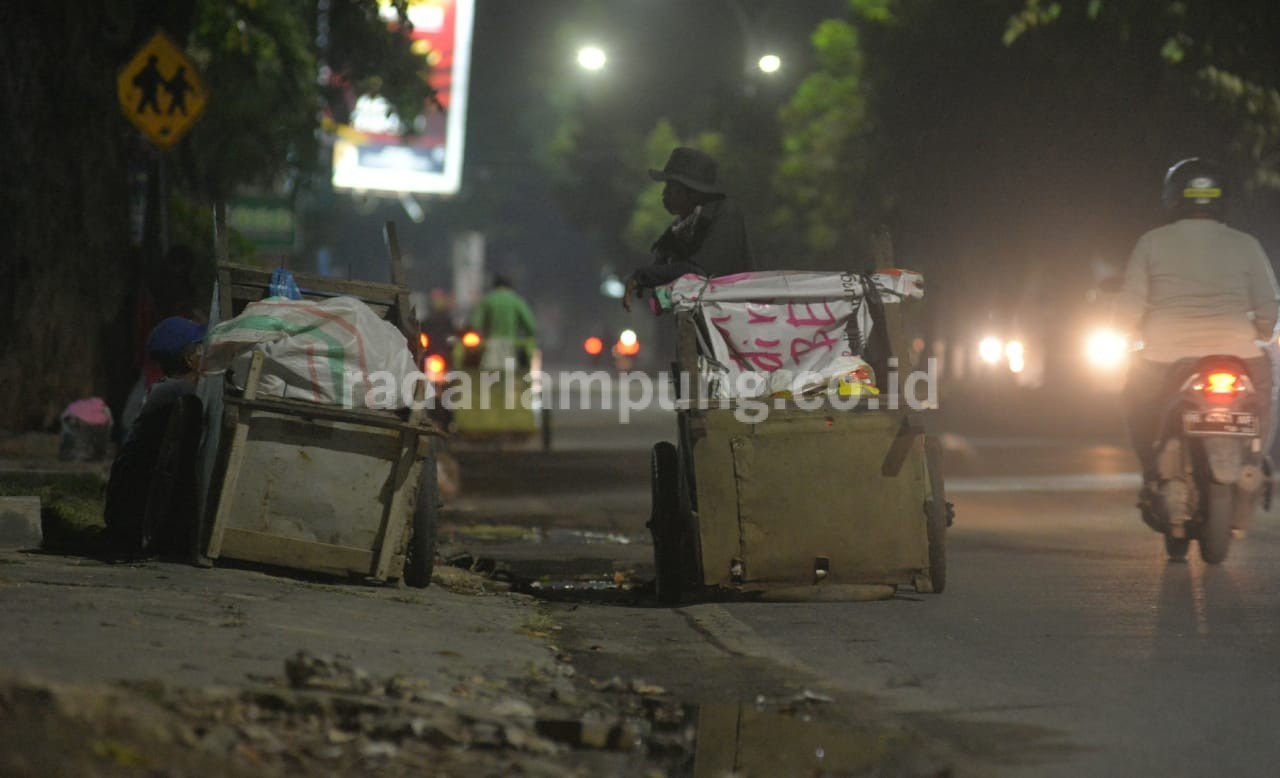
117,31,207,149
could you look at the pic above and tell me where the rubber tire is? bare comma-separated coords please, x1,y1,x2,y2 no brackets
1164,535,1190,561
404,440,440,588
1199,482,1234,565
925,499,947,594
650,442,684,605
922,438,948,594
1233,490,1258,532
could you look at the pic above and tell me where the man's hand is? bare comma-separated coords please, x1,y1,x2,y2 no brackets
621,276,640,312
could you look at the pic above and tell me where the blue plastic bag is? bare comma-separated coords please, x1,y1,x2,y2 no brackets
270,267,302,300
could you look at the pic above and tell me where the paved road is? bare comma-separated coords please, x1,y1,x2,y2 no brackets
738,440,1280,777
448,395,1280,776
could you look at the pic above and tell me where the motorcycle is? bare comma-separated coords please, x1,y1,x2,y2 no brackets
418,331,454,431
1143,355,1271,563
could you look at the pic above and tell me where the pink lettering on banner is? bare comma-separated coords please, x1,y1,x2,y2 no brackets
708,300,858,374
746,306,778,325
790,330,841,363
730,333,784,372
710,314,734,344
734,347,785,373
786,302,837,328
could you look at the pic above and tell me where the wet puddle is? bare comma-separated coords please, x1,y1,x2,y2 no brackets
443,523,642,547
686,703,905,777
436,535,647,602
544,528,635,545
528,577,627,593
441,523,542,543
439,523,649,599
534,699,913,776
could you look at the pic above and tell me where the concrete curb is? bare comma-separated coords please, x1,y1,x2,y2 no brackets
0,496,41,549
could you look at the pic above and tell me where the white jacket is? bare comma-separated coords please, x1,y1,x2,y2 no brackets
1116,218,1279,363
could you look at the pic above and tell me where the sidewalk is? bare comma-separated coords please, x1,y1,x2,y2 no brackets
0,551,550,689
0,550,660,777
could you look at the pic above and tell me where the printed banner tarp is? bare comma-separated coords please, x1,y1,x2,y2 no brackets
661,270,925,398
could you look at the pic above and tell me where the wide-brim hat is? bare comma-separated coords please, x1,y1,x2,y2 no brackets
648,146,722,194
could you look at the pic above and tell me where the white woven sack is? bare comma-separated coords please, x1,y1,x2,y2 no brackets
205,296,417,409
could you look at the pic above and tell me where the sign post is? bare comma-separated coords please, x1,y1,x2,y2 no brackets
117,31,209,311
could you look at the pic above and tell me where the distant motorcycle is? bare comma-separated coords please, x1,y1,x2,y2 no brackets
1142,355,1270,563
417,330,454,431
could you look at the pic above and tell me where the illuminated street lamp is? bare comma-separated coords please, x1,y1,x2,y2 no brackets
757,53,781,74
576,45,607,72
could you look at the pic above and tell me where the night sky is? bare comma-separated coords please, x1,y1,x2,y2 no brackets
331,0,849,357
326,0,1280,369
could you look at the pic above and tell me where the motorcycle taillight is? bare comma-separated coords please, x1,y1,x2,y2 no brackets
425,354,447,382
1191,371,1248,402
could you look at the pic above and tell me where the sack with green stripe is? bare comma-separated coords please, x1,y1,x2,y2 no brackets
205,296,418,409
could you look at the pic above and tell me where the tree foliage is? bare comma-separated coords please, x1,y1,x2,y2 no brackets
0,0,432,429
187,0,433,199
774,0,1280,275
531,5,783,277
772,19,873,264
767,0,1280,386
1004,0,1280,189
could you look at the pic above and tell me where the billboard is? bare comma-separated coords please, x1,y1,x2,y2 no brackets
330,0,475,196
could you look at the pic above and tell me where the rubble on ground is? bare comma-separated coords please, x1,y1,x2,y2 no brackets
0,648,705,777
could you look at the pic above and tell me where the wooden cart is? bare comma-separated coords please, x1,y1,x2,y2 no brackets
193,216,442,586
649,271,951,603
448,336,552,451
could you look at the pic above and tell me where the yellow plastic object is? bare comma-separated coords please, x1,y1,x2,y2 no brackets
834,371,880,397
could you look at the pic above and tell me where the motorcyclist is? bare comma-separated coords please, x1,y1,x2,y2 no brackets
1115,158,1280,496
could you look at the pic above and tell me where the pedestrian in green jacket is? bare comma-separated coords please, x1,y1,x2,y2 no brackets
469,276,537,371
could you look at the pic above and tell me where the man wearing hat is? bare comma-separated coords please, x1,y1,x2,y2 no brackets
102,316,206,555
622,147,755,311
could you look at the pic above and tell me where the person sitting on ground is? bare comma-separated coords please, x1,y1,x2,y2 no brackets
102,317,206,555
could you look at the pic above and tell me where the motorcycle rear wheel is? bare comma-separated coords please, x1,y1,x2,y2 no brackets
1163,535,1190,561
1198,483,1234,565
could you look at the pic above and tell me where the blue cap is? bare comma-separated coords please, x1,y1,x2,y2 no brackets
146,317,206,358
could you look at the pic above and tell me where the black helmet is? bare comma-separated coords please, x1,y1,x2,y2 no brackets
1162,158,1226,216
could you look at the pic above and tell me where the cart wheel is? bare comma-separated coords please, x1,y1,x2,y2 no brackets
540,408,552,452
650,442,684,605
922,435,950,594
923,498,948,594
405,440,441,588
